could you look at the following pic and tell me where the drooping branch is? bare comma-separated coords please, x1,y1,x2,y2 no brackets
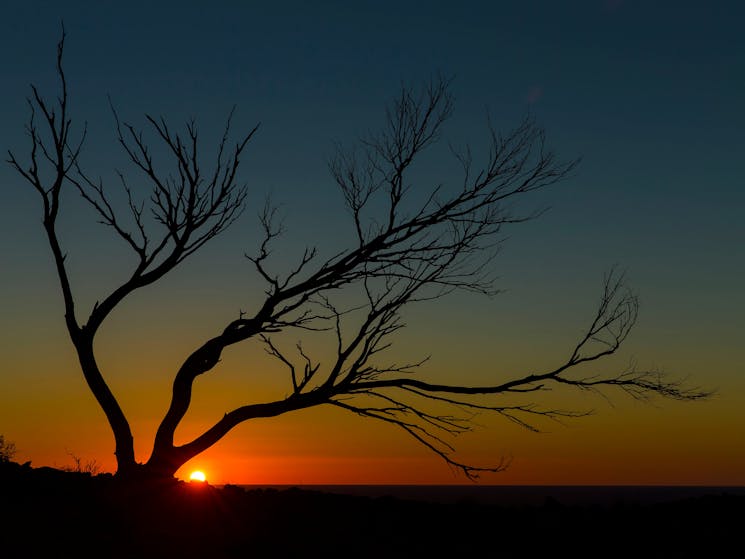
246,269,709,479
335,271,708,476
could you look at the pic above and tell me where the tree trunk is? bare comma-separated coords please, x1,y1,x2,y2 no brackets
73,337,137,475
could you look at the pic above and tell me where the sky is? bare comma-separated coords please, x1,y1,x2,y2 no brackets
0,0,743,485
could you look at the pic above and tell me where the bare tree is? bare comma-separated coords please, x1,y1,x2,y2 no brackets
7,32,709,481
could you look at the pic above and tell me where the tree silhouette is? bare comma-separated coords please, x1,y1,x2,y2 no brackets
7,32,709,480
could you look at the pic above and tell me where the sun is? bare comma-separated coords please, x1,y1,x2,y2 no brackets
189,470,207,482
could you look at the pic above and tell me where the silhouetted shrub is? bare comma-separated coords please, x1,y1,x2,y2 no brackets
62,451,102,474
0,434,16,462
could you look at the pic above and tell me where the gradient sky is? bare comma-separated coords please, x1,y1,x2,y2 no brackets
1,0,743,485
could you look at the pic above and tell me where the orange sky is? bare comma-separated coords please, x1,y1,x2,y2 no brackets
2,302,743,486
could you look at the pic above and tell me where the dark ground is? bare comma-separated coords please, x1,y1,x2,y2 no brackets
1,461,742,558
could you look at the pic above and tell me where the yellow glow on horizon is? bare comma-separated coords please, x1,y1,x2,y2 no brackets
189,470,207,482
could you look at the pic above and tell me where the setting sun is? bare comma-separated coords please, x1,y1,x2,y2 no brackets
189,470,207,482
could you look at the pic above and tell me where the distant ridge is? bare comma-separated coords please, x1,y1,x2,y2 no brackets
235,484,745,506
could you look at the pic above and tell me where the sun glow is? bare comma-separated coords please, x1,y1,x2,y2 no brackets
189,470,207,482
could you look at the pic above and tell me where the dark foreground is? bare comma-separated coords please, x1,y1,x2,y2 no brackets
1,461,742,558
